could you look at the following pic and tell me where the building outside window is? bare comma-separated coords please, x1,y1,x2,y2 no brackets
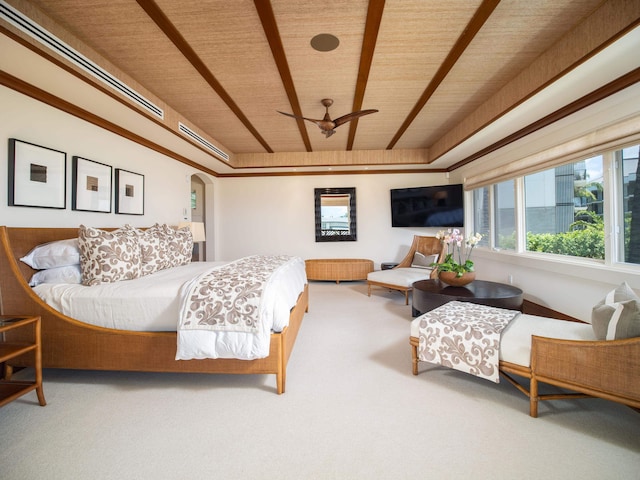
619,144,639,264
524,155,604,259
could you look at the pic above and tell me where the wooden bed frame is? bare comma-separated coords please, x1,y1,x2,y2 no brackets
0,226,309,394
410,301,640,417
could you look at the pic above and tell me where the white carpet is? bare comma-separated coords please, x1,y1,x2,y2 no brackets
1,281,638,479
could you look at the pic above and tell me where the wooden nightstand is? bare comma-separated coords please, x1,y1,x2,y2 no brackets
0,315,46,407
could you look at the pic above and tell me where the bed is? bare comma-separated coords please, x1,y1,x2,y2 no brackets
410,298,640,417
0,226,309,394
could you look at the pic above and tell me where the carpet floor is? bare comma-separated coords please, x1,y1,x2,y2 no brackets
1,281,638,479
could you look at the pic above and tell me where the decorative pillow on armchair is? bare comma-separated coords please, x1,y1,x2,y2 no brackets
591,282,640,340
411,252,439,269
78,225,141,286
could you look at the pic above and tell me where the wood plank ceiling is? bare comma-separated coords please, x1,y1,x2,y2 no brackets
2,0,638,174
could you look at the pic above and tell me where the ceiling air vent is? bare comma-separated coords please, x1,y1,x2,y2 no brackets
178,122,229,161
0,1,164,119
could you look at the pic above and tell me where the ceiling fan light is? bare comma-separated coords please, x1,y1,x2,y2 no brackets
310,33,340,52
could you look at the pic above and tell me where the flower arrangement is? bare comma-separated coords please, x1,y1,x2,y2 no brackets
431,229,483,277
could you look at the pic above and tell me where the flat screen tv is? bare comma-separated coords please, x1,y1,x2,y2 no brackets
390,184,464,227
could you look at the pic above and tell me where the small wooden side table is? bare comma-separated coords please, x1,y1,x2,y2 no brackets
0,315,46,407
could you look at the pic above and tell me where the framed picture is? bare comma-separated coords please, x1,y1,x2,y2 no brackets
115,168,144,215
72,156,112,213
8,138,66,209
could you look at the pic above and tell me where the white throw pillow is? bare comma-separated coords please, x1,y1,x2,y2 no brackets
591,282,640,340
21,238,80,269
29,264,82,286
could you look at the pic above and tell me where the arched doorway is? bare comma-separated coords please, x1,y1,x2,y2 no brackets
190,174,207,261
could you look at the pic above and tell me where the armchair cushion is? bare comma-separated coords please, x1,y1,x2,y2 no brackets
367,267,432,288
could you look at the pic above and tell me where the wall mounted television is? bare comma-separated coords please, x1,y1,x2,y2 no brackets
390,184,464,227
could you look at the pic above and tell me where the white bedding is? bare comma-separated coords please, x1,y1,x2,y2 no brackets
177,255,307,360
33,257,308,359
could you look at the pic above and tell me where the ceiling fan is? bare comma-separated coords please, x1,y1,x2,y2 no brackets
278,99,378,138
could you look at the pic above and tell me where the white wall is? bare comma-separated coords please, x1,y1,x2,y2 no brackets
1,86,208,228
214,173,449,265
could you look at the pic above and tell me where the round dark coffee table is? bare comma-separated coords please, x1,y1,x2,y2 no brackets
411,279,523,317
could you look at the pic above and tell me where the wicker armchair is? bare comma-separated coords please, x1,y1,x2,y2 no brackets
367,236,446,304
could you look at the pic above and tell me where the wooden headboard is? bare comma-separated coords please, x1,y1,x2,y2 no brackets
1,227,81,283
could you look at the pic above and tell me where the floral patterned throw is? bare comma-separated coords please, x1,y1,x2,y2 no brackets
417,301,519,383
179,255,294,333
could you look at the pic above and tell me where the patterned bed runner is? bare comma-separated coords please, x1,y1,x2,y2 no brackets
417,301,520,383
178,255,293,333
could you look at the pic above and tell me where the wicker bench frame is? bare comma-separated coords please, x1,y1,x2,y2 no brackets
305,258,373,283
410,301,640,417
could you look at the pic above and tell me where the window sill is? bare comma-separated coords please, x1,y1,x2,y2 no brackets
473,247,640,288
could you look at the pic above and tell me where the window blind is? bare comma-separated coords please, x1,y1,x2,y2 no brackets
464,115,640,190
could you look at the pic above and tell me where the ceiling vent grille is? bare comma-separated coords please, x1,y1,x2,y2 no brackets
0,1,164,119
178,122,229,161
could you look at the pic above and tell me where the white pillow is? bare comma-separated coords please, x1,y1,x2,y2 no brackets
29,264,82,286
592,282,640,340
21,238,80,269
411,252,439,269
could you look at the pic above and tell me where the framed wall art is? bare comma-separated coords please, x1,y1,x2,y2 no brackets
72,156,112,213
115,168,144,215
8,138,66,209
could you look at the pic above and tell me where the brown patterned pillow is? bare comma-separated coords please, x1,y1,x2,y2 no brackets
160,223,193,267
78,225,141,286
144,223,192,270
126,225,163,276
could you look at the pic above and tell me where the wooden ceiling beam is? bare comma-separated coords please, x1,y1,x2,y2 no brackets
135,0,274,153
347,0,386,151
387,0,501,150
255,0,313,152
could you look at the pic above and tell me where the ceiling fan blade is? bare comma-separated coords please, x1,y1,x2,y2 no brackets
277,110,323,125
278,110,337,134
332,109,378,128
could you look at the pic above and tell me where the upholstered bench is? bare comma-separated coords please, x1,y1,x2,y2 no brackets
305,258,373,283
409,284,640,417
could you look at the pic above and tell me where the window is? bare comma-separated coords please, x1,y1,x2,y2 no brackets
494,181,515,250
472,187,490,247
523,156,604,259
619,144,639,264
471,142,640,267
471,181,515,250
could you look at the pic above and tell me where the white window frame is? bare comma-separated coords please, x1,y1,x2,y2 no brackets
469,142,640,278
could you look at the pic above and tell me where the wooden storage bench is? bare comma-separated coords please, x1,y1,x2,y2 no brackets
305,258,373,283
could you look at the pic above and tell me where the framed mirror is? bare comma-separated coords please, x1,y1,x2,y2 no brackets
314,187,357,242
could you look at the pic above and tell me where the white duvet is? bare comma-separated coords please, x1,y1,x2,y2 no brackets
33,258,307,359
